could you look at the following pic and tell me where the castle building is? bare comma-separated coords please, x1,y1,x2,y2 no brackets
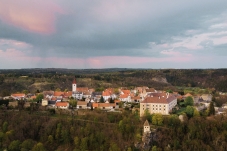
140,93,177,116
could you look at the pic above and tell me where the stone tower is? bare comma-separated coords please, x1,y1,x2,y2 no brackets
144,120,151,133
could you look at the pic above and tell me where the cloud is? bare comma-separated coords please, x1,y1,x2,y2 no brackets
0,0,227,68
0,0,64,34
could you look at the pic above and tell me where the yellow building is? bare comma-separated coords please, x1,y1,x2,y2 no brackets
140,93,177,116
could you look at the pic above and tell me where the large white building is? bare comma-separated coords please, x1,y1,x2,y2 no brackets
140,93,177,116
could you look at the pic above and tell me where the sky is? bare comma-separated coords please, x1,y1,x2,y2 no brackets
0,0,227,69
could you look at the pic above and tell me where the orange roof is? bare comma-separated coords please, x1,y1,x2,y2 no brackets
31,96,36,99
56,102,68,107
184,93,192,97
120,94,129,98
102,91,111,96
51,97,57,101
64,91,72,97
122,90,130,94
92,103,115,107
54,91,64,96
114,100,121,103
11,93,25,97
92,103,99,108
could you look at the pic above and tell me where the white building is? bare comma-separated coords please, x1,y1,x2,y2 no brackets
140,93,177,116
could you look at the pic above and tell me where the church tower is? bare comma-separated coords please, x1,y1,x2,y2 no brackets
72,78,77,92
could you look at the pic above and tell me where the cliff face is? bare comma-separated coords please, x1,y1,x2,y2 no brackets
152,77,168,83
135,129,157,150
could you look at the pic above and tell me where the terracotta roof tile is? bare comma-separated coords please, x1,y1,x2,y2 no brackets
56,102,68,107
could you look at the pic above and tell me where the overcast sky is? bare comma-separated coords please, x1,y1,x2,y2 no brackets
0,0,227,69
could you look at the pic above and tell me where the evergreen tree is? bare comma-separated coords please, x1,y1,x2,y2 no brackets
208,102,215,116
100,96,104,103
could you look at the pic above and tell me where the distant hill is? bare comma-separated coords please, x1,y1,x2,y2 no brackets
0,68,227,95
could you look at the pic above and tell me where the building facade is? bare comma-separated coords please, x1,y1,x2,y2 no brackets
140,93,177,116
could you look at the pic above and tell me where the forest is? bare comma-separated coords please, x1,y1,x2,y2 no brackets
0,108,227,151
1,68,227,96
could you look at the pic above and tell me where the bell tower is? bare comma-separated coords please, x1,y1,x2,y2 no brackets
72,78,77,92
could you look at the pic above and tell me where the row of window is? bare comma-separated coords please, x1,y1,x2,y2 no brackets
143,108,166,111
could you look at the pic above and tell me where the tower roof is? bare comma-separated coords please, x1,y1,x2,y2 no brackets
144,120,150,126
72,79,76,84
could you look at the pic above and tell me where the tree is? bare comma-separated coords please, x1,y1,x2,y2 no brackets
208,102,215,116
152,113,163,126
20,139,36,151
184,96,194,106
109,97,114,103
109,143,120,151
32,143,46,151
185,106,194,118
2,121,8,133
69,98,77,108
35,94,44,103
193,108,200,117
100,96,104,103
152,146,158,151
8,140,21,151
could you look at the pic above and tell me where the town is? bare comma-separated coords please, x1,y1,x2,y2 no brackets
1,77,224,117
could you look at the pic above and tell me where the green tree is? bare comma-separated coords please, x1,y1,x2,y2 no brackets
20,139,36,151
8,140,21,151
100,96,104,103
2,121,8,133
152,113,163,126
185,106,194,118
109,143,120,151
80,137,88,151
22,90,29,95
208,102,215,116
184,96,194,106
35,94,44,103
152,146,158,151
32,142,46,151
193,108,200,117
109,97,114,103
69,98,77,108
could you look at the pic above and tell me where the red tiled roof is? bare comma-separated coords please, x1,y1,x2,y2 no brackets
11,93,25,97
56,102,68,107
64,91,72,97
141,94,176,104
122,90,130,94
119,94,129,98
102,91,111,96
54,91,64,96
31,96,36,99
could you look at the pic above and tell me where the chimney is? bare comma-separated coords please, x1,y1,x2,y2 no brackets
166,92,169,98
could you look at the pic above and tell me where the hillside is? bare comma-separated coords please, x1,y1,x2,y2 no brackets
0,68,227,95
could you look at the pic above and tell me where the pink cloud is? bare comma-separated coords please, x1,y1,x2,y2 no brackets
0,0,64,34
